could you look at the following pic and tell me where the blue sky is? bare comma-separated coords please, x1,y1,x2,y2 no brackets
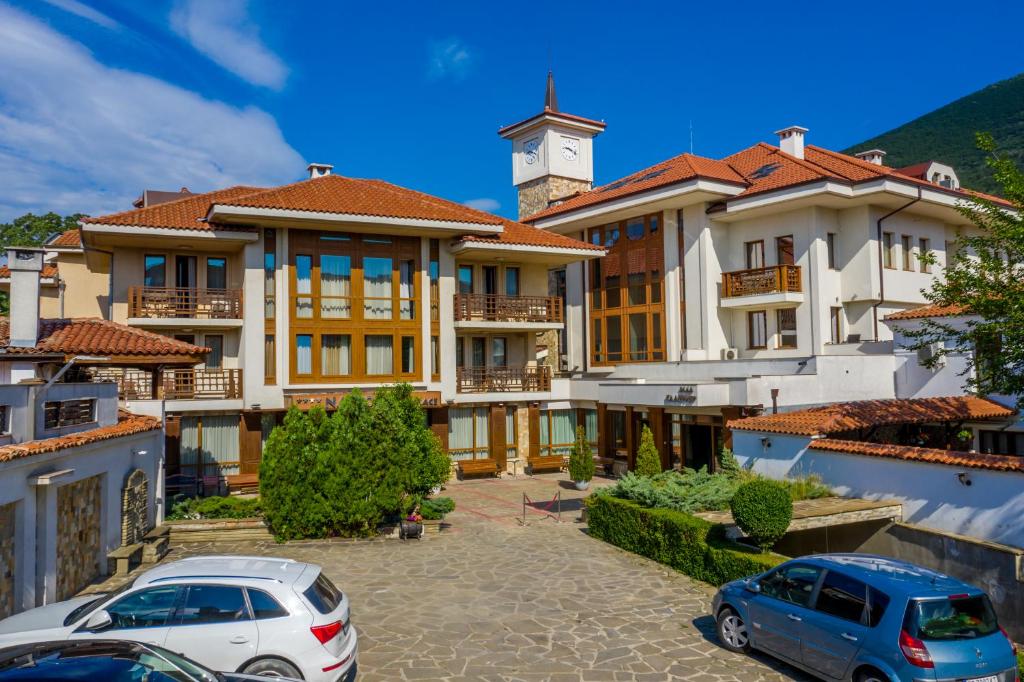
1,0,1022,222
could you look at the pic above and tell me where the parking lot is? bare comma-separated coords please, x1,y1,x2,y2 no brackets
169,475,808,681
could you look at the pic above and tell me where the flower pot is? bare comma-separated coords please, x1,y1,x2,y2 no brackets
430,486,442,496
574,480,590,491
399,520,423,540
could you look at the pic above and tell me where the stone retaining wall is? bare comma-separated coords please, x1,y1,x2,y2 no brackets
57,475,102,600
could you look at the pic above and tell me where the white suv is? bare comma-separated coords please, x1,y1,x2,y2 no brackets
0,556,357,681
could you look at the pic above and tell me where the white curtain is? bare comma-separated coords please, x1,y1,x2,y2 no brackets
399,259,414,320
296,335,312,375
401,337,414,374
473,408,488,459
295,255,312,318
505,409,517,460
363,257,393,320
365,335,393,375
320,255,351,318
181,416,201,476
551,409,575,455
448,408,473,461
321,334,351,375
202,415,240,476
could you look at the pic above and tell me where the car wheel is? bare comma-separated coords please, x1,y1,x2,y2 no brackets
240,657,303,679
716,607,751,653
856,669,889,682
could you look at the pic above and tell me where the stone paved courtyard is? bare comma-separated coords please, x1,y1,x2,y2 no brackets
168,474,809,681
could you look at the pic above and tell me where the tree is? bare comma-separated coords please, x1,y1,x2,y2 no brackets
568,425,595,483
0,212,83,251
730,479,793,552
634,425,662,477
907,133,1024,405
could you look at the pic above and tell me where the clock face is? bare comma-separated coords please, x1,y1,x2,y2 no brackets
524,138,540,165
560,137,579,161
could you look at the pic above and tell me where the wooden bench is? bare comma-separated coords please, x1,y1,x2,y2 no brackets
527,455,565,474
107,543,143,576
458,458,499,479
226,473,260,495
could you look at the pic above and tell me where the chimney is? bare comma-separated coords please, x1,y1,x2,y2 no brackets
775,125,808,159
855,149,887,166
307,163,333,179
7,248,44,348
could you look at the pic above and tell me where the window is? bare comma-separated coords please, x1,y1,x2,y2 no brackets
264,229,276,319
448,407,488,460
144,255,166,287
505,267,520,296
399,259,415,320
505,409,518,460
747,311,767,349
180,414,240,477
206,257,226,289
471,337,486,367
626,217,645,240
830,307,843,344
321,334,351,376
401,336,415,374
867,588,890,628
491,337,506,367
429,239,440,322
918,238,931,273
178,585,249,625
759,564,822,608
43,399,95,429
107,586,179,629
628,312,648,360
430,335,439,378
296,335,312,375
777,309,797,349
205,335,223,369
365,335,393,375
815,571,867,623
605,315,622,362
776,235,794,266
883,232,895,269
826,233,837,269
0,405,7,435
303,574,343,615
247,589,288,620
295,254,313,318
745,240,765,269
363,257,393,319
456,337,465,367
320,255,352,319
540,409,576,456
264,335,275,384
458,265,474,294
906,595,998,641
979,429,1024,456
901,235,913,270
609,411,627,452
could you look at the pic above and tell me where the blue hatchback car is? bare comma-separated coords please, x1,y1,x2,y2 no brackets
712,554,1018,682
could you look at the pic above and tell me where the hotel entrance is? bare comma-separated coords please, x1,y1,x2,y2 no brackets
669,414,724,473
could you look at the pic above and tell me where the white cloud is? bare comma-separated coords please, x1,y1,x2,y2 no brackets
41,0,119,29
170,0,288,90
0,3,304,221
428,38,472,81
463,198,500,213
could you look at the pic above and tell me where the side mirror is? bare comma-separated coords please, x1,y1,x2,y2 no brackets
84,609,112,631
746,580,761,594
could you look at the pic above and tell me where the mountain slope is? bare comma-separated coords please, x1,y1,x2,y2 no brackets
845,73,1024,194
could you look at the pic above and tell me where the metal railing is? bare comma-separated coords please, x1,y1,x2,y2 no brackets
456,366,551,393
722,265,802,298
454,294,563,323
92,367,243,400
129,286,243,319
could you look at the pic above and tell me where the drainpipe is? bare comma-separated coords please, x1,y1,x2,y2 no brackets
873,188,922,340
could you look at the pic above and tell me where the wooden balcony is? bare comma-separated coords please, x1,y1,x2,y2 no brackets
454,294,563,323
92,368,243,400
129,286,242,319
456,366,552,393
722,265,802,298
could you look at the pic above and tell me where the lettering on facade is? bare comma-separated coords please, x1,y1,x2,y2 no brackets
665,385,697,404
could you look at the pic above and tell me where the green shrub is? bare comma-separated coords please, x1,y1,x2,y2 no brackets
167,496,261,521
781,474,831,501
634,425,661,477
420,496,455,520
730,479,793,552
598,469,739,513
568,426,595,482
585,494,782,586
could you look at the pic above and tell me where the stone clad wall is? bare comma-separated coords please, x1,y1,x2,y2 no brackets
56,475,102,600
517,176,590,220
0,503,14,619
120,469,149,546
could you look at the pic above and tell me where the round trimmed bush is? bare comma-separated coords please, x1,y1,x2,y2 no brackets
729,479,793,552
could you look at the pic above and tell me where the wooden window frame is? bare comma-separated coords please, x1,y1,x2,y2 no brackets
775,235,795,266
883,232,895,269
264,334,275,384
539,409,576,456
448,406,489,460
776,309,797,349
747,310,767,350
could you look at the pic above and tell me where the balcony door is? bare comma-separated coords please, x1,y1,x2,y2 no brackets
775,235,795,266
745,240,765,269
482,265,498,320
175,256,197,317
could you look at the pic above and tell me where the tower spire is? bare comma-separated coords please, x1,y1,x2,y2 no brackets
544,71,558,112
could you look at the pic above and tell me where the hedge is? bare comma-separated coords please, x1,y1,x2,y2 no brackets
585,494,783,586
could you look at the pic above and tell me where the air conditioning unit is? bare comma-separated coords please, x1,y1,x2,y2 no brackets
721,347,739,360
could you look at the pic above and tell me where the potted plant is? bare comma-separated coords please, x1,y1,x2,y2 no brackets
399,510,423,540
953,428,974,451
568,426,595,491
420,497,455,535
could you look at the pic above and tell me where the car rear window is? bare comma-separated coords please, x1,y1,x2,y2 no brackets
905,595,999,641
303,573,342,615
867,588,890,627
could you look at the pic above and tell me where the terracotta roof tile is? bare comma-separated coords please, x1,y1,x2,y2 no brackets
455,218,604,251
219,175,504,226
728,395,1014,437
47,229,82,248
0,410,161,464
0,264,58,280
81,186,263,231
0,318,208,358
884,303,970,321
809,438,1024,474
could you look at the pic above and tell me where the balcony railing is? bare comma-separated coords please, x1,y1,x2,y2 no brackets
456,366,551,393
454,294,563,323
722,265,802,298
91,368,243,400
129,286,243,319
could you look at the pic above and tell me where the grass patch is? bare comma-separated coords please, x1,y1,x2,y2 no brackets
167,496,262,521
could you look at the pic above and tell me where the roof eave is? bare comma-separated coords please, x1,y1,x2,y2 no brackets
79,222,259,242
449,241,605,261
498,111,606,138
207,204,504,235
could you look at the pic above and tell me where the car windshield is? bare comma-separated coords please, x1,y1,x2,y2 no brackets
62,581,135,626
907,595,999,641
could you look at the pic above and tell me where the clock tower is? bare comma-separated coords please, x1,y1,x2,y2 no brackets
499,72,606,220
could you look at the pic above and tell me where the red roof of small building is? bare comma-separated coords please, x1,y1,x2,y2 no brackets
47,229,82,248
0,410,161,464
810,438,1024,474
81,186,264,231
884,303,970,321
0,264,58,280
728,396,1014,437
0,318,208,359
